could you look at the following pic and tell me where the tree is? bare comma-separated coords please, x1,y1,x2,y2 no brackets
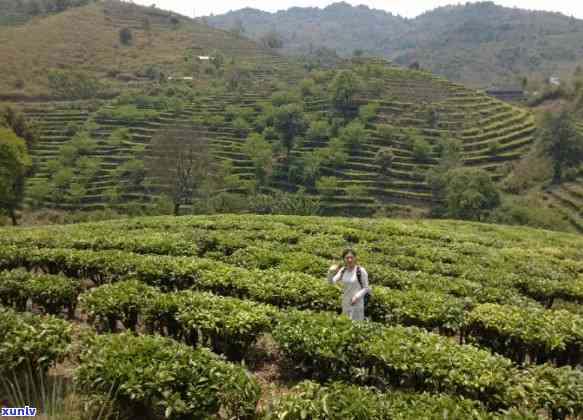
119,28,133,46
243,133,273,185
260,31,283,49
538,110,583,184
316,176,338,198
339,121,366,151
1,107,39,150
306,119,330,141
0,128,32,225
427,136,463,216
320,137,347,168
412,137,432,162
331,70,360,117
273,103,307,158
67,182,87,206
442,168,501,221
145,129,216,216
374,147,394,175
358,103,378,125
143,17,152,46
300,150,324,185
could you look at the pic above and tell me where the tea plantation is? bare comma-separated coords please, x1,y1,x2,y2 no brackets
1,214,583,418
14,57,537,216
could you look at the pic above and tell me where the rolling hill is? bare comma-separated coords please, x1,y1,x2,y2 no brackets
0,0,285,98
207,1,583,88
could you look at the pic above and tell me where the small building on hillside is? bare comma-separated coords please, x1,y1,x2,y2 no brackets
549,76,561,86
485,88,525,102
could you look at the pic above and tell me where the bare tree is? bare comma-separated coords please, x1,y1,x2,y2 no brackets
145,128,217,215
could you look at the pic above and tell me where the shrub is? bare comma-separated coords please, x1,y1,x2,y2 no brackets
233,117,250,138
339,121,366,150
173,291,277,360
74,332,260,420
264,381,502,420
412,137,432,162
0,306,71,374
359,102,379,124
345,184,366,200
374,147,394,175
316,176,339,198
48,70,102,99
488,196,571,232
273,310,519,409
79,279,157,332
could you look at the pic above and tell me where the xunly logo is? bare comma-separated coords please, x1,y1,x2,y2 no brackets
1,406,37,417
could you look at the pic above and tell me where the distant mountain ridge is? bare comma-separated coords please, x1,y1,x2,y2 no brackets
207,1,583,87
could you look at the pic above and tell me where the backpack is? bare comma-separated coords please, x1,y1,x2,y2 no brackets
355,266,371,308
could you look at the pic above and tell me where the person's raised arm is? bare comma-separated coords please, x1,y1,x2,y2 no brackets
328,265,342,284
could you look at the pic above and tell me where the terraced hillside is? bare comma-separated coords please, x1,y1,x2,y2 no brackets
544,179,583,233
1,215,583,417
14,58,539,215
0,0,540,216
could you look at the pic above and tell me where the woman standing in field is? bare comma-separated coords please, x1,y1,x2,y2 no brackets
327,249,371,321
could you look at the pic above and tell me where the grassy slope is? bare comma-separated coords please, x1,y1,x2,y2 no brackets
0,0,274,97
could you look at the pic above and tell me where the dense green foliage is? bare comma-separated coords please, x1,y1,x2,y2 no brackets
0,268,80,317
264,381,514,420
538,110,583,183
0,306,71,373
1,214,583,417
74,332,260,419
0,127,31,224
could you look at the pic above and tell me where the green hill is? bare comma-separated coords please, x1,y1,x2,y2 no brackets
0,0,284,98
207,1,583,88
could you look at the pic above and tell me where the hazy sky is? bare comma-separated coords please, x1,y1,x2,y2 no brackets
132,1,583,19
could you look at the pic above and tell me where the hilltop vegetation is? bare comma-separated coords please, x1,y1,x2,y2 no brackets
0,0,93,25
208,1,583,87
1,214,583,417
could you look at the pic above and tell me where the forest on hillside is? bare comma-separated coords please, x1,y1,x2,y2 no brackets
207,1,583,88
